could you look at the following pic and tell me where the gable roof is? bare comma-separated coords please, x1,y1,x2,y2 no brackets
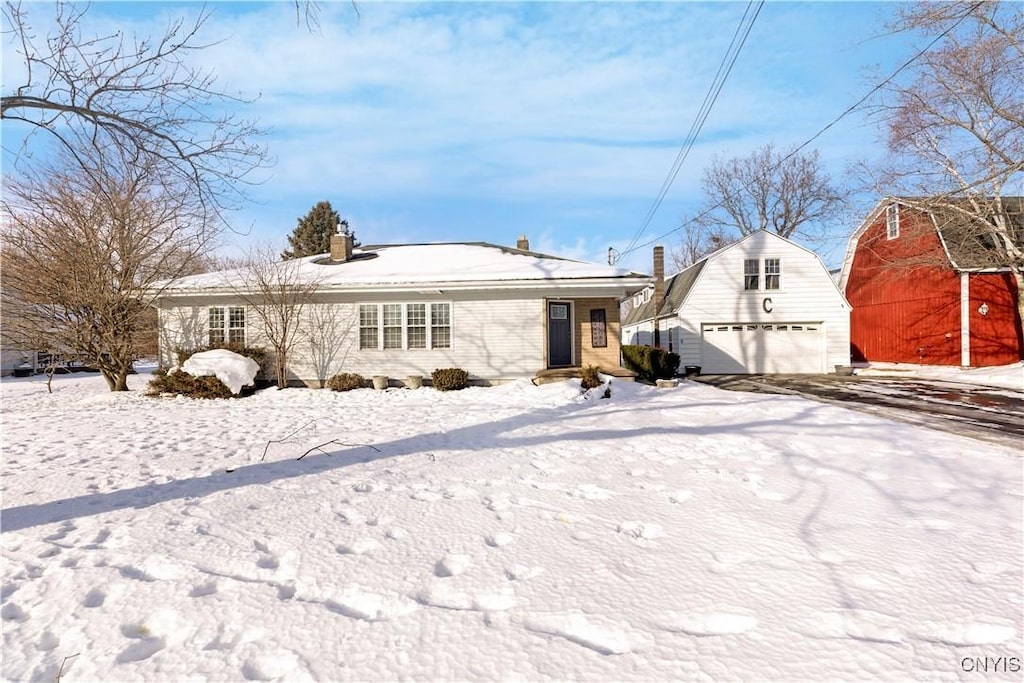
840,196,1024,288
155,242,650,295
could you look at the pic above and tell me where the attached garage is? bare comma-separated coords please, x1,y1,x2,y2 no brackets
700,323,826,374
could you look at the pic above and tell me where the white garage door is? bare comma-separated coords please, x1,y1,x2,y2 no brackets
700,323,825,374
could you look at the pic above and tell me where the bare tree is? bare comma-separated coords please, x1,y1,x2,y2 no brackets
691,143,846,243
870,0,1024,316
230,248,321,389
1,147,214,392
670,223,728,271
2,1,267,224
302,304,356,388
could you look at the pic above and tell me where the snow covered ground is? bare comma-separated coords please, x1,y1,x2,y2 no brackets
2,371,1021,681
854,361,1024,392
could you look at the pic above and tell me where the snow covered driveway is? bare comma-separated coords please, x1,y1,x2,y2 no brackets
2,373,1021,681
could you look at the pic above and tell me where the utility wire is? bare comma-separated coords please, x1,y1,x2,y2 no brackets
621,0,764,257
619,0,985,258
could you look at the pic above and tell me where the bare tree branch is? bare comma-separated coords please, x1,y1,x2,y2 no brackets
1,145,215,391
672,143,846,267
227,247,321,389
2,1,268,226
868,0,1024,320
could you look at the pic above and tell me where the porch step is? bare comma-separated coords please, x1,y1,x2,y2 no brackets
532,366,637,386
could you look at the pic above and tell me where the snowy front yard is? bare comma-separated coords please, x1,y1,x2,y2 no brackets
2,372,1021,681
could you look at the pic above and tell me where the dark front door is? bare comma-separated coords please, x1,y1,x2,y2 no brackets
547,301,572,367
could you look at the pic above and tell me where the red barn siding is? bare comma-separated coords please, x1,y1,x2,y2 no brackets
969,272,1023,366
846,207,963,365
846,203,1023,367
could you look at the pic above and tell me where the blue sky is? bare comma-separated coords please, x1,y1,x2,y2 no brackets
3,1,921,272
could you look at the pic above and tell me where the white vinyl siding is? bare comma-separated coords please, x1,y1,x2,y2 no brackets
665,232,849,373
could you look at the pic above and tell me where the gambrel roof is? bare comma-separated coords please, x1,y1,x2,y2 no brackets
840,196,1024,289
622,230,841,327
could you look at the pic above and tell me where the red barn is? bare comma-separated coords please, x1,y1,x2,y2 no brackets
840,198,1023,367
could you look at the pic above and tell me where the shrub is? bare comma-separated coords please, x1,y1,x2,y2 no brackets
622,344,680,382
431,367,469,391
580,365,602,390
147,367,233,399
326,372,365,392
661,352,681,378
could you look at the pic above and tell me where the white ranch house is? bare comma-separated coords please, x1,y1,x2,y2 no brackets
153,235,650,386
622,231,851,374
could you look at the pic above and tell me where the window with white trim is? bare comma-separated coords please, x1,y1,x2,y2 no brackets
743,258,783,291
359,304,378,349
765,258,781,290
359,302,451,350
407,304,426,349
209,306,245,345
431,303,451,349
382,303,402,349
743,259,760,290
886,203,900,239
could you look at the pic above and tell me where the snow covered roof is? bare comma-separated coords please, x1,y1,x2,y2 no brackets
156,242,650,294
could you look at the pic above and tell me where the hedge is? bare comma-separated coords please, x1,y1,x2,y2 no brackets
621,345,681,382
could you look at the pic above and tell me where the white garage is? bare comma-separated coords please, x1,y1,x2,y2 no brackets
621,231,850,375
700,322,826,374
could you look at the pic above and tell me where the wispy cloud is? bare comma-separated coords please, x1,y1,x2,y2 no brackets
5,1,913,268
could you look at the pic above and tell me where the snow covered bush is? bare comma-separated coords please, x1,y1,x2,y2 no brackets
173,343,267,377
148,349,259,398
326,372,365,392
431,367,469,391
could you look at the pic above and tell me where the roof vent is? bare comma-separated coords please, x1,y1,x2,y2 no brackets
516,235,530,251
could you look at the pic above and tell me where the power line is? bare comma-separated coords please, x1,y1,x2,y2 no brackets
621,0,764,257
619,0,985,259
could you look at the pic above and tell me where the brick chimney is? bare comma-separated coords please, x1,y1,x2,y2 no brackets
653,245,665,348
330,223,353,262
516,235,530,251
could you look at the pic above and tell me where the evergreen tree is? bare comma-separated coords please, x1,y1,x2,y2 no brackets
281,201,356,259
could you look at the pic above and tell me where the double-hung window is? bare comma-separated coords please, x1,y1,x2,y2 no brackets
743,258,782,291
407,304,427,349
359,302,452,350
431,303,451,349
359,305,379,350
209,306,245,345
382,304,403,349
743,259,760,291
764,258,781,290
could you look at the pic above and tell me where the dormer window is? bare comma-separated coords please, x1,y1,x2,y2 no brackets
886,203,900,239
